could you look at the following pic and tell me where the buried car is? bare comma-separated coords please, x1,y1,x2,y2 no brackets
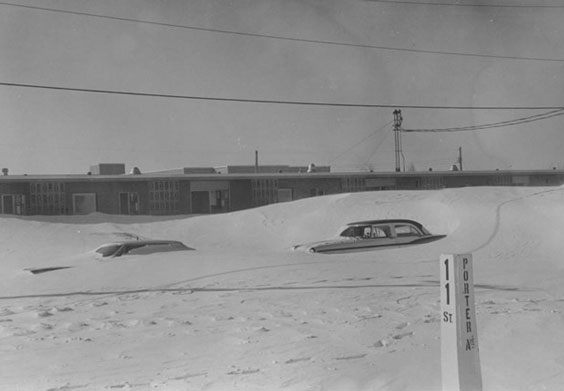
26,239,194,275
292,219,445,254
95,240,194,258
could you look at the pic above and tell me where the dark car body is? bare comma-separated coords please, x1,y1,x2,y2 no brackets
292,219,445,254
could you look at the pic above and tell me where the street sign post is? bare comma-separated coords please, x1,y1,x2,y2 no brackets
440,254,482,391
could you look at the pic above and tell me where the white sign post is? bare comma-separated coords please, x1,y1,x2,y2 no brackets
440,254,482,391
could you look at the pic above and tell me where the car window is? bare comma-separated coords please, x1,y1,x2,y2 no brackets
394,224,422,237
95,244,122,257
371,226,390,238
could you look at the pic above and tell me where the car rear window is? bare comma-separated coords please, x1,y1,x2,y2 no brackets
394,224,421,237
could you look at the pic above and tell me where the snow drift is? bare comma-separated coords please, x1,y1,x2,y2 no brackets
1,186,564,390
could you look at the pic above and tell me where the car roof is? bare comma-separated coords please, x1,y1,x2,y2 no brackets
346,219,424,228
100,240,185,246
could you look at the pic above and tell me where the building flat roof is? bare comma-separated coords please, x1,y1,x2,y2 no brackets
0,168,562,183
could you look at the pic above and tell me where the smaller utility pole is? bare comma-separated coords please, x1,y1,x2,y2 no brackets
458,147,463,171
393,109,403,172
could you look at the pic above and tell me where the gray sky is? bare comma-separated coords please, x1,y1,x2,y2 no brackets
1,0,563,174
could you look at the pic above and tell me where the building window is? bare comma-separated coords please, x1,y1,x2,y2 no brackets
341,177,365,192
419,176,444,189
252,179,278,206
29,182,66,215
1,194,26,215
73,193,97,215
277,188,293,203
210,190,229,213
491,175,511,186
149,180,179,215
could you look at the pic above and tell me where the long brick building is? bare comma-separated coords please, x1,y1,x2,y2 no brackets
0,163,562,216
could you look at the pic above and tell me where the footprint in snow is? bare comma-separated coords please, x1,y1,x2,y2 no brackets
45,383,88,391
55,306,74,313
334,353,367,360
395,322,410,330
393,331,414,340
373,339,388,348
285,357,311,364
172,372,208,380
36,310,55,318
227,368,260,375
0,308,16,317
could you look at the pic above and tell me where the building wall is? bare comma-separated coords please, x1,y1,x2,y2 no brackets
528,174,564,186
65,181,104,214
341,176,366,192
0,182,28,215
229,180,253,211
0,182,28,194
65,181,149,215
179,181,192,214
278,177,342,199
29,181,68,215
365,177,395,190
1,170,564,216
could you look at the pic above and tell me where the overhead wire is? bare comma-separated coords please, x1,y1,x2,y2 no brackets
2,2,562,172
2,81,564,111
362,126,395,167
1,1,564,62
364,0,564,8
400,109,564,169
403,109,564,132
329,121,393,164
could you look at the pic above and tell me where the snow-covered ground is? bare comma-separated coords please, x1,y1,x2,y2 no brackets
2,186,564,391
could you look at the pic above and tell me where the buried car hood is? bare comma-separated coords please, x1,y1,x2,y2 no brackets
292,237,358,252
292,234,446,254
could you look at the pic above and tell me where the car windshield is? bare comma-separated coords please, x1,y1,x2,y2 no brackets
340,226,366,238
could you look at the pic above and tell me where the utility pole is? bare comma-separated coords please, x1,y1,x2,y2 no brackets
393,109,403,172
458,146,463,171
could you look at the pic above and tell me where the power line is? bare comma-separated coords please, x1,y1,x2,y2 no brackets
1,2,564,63
405,110,564,132
362,128,395,168
2,81,564,110
365,0,564,8
330,121,393,163
403,109,564,132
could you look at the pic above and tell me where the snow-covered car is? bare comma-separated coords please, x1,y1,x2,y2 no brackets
26,240,194,274
292,219,445,254
95,240,194,258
